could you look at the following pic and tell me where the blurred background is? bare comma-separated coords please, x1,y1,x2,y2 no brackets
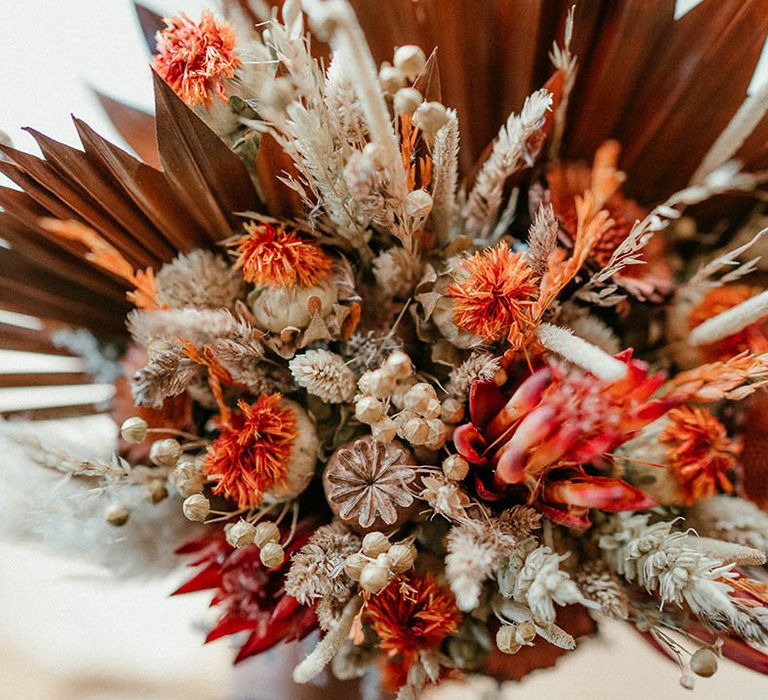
1,1,768,698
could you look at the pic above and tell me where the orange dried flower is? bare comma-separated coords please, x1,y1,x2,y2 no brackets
153,11,241,106
447,242,538,343
659,405,739,505
689,284,768,362
366,573,460,675
204,395,297,508
229,222,335,289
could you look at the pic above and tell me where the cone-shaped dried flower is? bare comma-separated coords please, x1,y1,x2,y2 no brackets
205,395,317,508
447,242,538,343
153,11,241,106
659,406,739,505
230,222,334,289
289,349,357,403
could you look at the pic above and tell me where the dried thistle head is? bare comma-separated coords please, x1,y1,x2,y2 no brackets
153,11,240,106
289,349,357,403
323,436,417,533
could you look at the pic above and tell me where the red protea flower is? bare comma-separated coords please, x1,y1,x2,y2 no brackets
173,524,317,663
153,11,241,106
659,405,739,505
366,573,461,687
205,395,298,509
447,241,539,343
688,284,768,362
229,221,336,289
454,350,668,527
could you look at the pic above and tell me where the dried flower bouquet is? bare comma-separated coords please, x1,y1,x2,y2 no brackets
3,0,768,697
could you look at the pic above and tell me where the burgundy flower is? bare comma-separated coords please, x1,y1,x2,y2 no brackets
454,351,671,527
173,522,318,663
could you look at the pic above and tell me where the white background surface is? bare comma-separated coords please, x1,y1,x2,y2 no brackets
1,1,768,698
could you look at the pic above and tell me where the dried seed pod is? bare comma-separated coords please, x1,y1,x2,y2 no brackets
183,494,210,522
404,189,433,219
149,438,182,468
355,396,386,424
171,461,205,497
442,454,469,481
515,620,536,645
345,552,368,581
254,521,280,547
690,648,718,677
105,503,130,527
393,44,426,79
383,351,413,379
227,519,256,548
148,478,169,504
120,417,148,444
496,625,521,654
323,436,418,533
371,417,398,443
260,541,285,568
362,531,391,557
359,563,389,594
393,87,422,115
440,398,465,424
398,415,430,445
388,543,415,574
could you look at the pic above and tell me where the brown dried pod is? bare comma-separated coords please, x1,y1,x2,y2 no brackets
323,436,418,534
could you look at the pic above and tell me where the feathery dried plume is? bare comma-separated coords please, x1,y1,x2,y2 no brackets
373,247,424,299
687,495,768,552
562,311,620,355
662,351,768,403
155,250,246,310
526,203,559,277
132,350,199,408
536,322,628,381
447,351,501,400
598,513,768,643
289,349,357,403
497,538,587,625
285,521,361,629
689,289,768,346
463,89,553,238
574,560,629,620
324,55,368,146
430,109,461,243
577,164,767,306
685,226,768,291
445,514,522,611
342,331,403,371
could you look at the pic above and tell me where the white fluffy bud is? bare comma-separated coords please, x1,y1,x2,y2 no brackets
379,63,406,93
394,87,422,115
413,101,448,134
393,45,426,80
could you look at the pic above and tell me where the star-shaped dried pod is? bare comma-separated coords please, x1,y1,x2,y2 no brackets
323,436,418,533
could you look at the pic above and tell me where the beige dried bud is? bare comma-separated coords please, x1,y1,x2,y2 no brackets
254,521,281,548
105,503,130,527
171,461,205,498
148,478,168,504
120,416,148,444
149,438,182,468
442,454,469,481
404,189,433,219
371,417,398,443
404,383,438,414
387,543,415,574
260,541,286,568
515,620,537,645
422,398,442,420
440,398,465,424
379,63,406,93
496,626,521,655
345,552,368,581
227,519,257,548
393,87,422,116
399,415,430,444
359,563,389,594
355,396,386,424
393,45,426,80
183,494,210,522
375,553,393,571
362,531,390,557
690,648,718,677
680,675,695,690
359,369,397,399
383,351,413,380
413,101,449,134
